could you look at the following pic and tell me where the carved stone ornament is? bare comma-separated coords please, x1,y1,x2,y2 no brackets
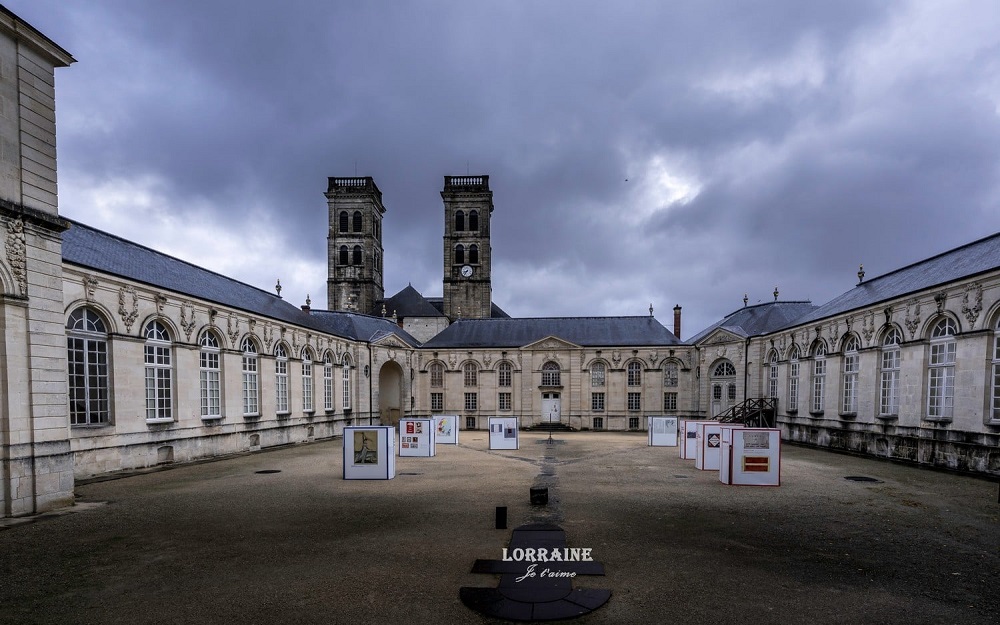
904,299,922,339
416,353,423,369
84,275,99,301
716,344,726,359
845,315,854,331
155,293,167,313
934,291,947,313
388,348,397,362
227,314,241,346
829,321,840,345
448,353,458,369
180,302,197,341
262,323,274,351
5,218,27,296
861,311,876,344
209,308,218,326
291,330,299,354
118,285,139,333
648,351,660,367
962,283,983,327
612,351,622,368
248,319,257,336
483,353,492,368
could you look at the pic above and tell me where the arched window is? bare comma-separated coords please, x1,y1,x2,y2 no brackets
144,320,173,421
469,244,479,265
498,362,512,387
275,344,289,413
542,361,561,386
712,361,736,377
767,351,778,399
352,245,362,266
455,210,465,231
352,210,363,232
241,337,259,416
928,317,957,420
469,210,479,231
342,354,353,411
464,362,478,387
664,362,679,388
338,245,349,266
627,361,642,386
591,362,606,387
455,244,465,265
811,342,827,413
788,345,800,412
67,307,110,425
301,348,314,413
323,352,335,411
841,335,860,414
991,318,1000,421
430,362,444,388
880,327,902,416
339,211,349,233
199,330,222,419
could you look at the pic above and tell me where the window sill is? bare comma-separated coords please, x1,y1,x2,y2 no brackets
200,415,224,422
924,416,953,424
244,413,260,419
838,412,857,419
303,410,315,416
808,411,824,417
71,423,113,429
876,414,898,421
145,418,174,425
786,409,798,415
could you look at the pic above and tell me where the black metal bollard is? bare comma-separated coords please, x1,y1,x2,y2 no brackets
495,506,507,529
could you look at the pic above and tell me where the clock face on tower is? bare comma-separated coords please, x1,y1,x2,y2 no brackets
461,265,474,278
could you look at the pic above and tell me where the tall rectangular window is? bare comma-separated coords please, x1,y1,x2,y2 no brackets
592,392,605,412
498,362,512,387
323,357,334,411
199,333,221,419
811,356,826,413
302,359,313,412
928,344,956,419
842,354,858,413
591,362,606,387
664,362,678,387
431,392,443,412
627,392,641,411
464,392,478,411
275,347,289,414
880,349,900,416
67,308,110,426
430,363,444,388
663,392,677,411
992,329,1000,420
498,392,512,411
342,361,352,411
144,321,173,422
242,340,259,417
788,359,799,412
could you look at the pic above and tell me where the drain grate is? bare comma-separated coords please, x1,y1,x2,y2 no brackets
255,469,281,474
844,476,882,483
398,472,423,476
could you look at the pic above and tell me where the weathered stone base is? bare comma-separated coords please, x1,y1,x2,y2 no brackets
71,416,366,480
781,418,1000,477
1,440,75,517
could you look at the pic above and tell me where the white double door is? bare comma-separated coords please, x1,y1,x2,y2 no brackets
542,392,561,423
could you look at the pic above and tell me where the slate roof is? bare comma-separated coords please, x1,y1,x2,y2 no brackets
425,297,511,319
688,301,819,344
792,231,1000,326
379,285,444,318
62,219,416,345
421,316,681,349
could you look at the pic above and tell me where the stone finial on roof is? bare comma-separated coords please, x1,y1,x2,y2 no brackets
649,303,654,317
773,286,779,301
857,264,865,284
743,293,748,307
275,279,282,297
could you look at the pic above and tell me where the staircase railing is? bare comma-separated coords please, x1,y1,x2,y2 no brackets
715,397,777,428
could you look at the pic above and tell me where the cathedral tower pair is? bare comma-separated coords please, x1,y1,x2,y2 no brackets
326,174,493,320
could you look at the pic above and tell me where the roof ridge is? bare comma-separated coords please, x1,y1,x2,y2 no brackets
856,230,1000,285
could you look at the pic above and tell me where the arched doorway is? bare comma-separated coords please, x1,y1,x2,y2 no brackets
378,361,404,427
710,359,737,417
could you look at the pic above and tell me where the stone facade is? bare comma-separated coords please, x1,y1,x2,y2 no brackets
325,176,386,314
441,175,493,320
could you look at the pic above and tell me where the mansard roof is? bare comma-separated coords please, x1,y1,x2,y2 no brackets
792,230,1000,326
421,316,681,349
62,219,416,345
688,301,819,344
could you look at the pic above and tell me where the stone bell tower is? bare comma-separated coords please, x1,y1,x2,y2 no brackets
326,176,385,313
442,175,493,320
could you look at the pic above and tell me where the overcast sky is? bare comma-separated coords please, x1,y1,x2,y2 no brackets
13,0,1000,337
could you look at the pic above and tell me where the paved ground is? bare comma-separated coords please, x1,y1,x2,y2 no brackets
1,431,998,625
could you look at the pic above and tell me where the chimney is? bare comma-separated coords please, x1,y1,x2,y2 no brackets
673,305,682,340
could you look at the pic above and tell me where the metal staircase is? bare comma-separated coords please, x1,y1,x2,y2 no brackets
715,398,777,428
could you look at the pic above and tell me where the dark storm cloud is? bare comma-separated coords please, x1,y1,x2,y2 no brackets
10,0,1000,335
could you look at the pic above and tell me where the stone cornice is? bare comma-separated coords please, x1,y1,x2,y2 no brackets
0,199,70,232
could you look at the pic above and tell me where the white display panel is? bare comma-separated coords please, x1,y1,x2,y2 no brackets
681,420,715,460
720,428,781,486
433,415,459,445
343,426,396,479
647,416,678,446
695,422,743,471
399,418,436,457
488,417,519,450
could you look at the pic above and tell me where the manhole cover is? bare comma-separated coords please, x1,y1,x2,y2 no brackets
844,476,881,483
255,469,281,474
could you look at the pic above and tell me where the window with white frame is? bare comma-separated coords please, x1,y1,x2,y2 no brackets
928,317,957,420
841,335,860,414
591,392,605,411
342,355,352,411
464,362,478,387
542,361,561,386
768,352,778,399
241,337,259,416
275,344,289,413
199,330,222,419
144,320,173,421
431,392,443,412
627,361,642,386
430,362,444,388
664,392,678,411
713,361,737,377
323,353,334,411
464,392,478,411
727,383,737,403
627,391,641,411
788,346,800,412
811,342,827,413
880,328,901,416
664,362,678,387
498,392,512,411
67,307,110,426
498,361,512,387
301,349,314,412
992,318,1000,421
591,362,606,387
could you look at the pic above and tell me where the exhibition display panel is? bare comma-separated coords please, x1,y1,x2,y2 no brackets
680,420,716,460
434,415,459,445
488,417,519,450
695,422,744,471
647,416,679,447
343,426,396,480
720,428,781,486
399,418,436,457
